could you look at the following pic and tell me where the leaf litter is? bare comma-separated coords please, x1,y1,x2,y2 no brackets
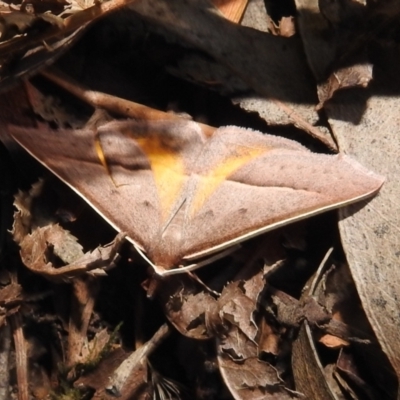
0,0,398,399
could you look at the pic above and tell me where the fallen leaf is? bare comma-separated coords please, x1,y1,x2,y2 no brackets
131,0,327,141
17,224,124,281
218,281,259,342
0,11,63,42
316,63,373,110
218,353,301,399
295,0,400,391
157,274,219,339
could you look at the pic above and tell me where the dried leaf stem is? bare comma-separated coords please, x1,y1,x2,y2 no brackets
40,67,216,136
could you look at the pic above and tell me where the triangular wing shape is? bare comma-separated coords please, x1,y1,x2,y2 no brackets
9,120,206,264
176,126,384,262
9,121,384,276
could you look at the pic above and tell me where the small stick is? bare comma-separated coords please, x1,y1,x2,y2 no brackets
107,323,171,396
274,98,338,152
40,67,216,137
0,324,11,400
10,313,29,400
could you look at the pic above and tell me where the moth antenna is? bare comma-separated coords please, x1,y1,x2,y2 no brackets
161,197,187,235
187,271,220,296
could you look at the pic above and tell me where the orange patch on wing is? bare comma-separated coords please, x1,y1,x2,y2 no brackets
135,136,186,221
190,145,268,215
94,133,116,185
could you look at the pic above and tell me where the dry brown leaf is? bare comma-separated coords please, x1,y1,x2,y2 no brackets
219,323,258,360
157,274,219,339
18,224,124,281
0,281,24,326
24,80,85,129
216,245,302,398
0,11,63,42
292,252,393,398
293,321,339,400
319,333,349,349
316,64,373,110
218,281,258,342
257,318,280,356
295,0,400,393
0,281,23,308
12,180,126,281
130,0,333,147
0,0,142,91
218,351,301,399
12,179,47,243
0,27,84,92
335,349,378,400
332,94,400,394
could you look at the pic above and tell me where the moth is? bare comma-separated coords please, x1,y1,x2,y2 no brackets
9,119,384,276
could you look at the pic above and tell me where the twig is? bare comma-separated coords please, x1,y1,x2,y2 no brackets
10,313,29,400
40,67,217,137
0,324,11,400
107,323,171,396
273,98,338,152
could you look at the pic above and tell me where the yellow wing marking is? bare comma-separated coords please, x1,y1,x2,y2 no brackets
190,145,267,215
135,136,185,221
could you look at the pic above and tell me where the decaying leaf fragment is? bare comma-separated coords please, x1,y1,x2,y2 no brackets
156,273,219,340
292,252,394,399
17,225,124,281
0,281,24,326
73,324,173,400
316,63,373,110
218,321,302,399
0,11,64,42
294,0,400,390
0,0,144,91
215,249,303,399
12,181,125,281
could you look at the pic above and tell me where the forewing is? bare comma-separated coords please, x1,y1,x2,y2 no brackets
9,120,208,267
181,126,384,260
9,123,161,252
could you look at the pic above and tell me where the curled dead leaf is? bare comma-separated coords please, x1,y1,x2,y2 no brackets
18,224,125,281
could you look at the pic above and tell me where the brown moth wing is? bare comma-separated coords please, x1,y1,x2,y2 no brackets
9,121,384,274
98,120,207,267
9,120,206,264
175,127,385,261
